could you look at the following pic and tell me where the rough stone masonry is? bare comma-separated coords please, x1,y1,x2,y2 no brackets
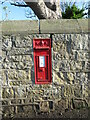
0,19,90,118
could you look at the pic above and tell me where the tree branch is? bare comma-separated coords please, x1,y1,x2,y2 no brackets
10,0,62,19
10,3,29,7
26,1,62,19
25,2,46,19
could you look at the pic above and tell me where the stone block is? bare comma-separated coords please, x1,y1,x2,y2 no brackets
15,35,32,48
53,34,67,42
57,99,68,111
2,36,12,51
2,61,33,69
14,87,26,98
71,50,89,61
2,88,14,98
40,101,49,112
2,70,7,86
73,99,88,109
71,34,89,50
74,85,82,98
8,69,31,82
53,42,66,52
3,55,33,64
7,48,33,56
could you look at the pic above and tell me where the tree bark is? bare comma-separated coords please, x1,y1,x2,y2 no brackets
25,0,62,19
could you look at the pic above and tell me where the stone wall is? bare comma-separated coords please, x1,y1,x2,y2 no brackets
0,19,90,118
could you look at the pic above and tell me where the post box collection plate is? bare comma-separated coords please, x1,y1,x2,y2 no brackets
33,38,52,84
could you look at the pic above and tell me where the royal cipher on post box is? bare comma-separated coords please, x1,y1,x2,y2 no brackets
33,38,52,84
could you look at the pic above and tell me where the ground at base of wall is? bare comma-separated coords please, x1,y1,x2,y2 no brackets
2,108,89,119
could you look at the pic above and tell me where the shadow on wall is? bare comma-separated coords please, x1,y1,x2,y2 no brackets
31,65,35,84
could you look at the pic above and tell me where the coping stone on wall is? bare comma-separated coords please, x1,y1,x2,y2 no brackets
77,19,89,33
40,19,89,34
1,20,39,35
0,19,90,35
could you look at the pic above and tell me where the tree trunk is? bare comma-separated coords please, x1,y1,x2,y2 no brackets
25,0,62,19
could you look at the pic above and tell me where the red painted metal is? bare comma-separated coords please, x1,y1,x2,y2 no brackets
33,38,52,84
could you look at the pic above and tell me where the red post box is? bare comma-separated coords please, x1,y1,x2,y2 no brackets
33,38,52,84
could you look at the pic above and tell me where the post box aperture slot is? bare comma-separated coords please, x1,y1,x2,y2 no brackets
39,56,45,67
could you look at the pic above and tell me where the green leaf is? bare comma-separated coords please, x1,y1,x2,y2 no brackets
62,2,87,19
